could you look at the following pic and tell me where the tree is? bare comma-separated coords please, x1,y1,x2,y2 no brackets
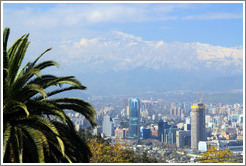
3,27,96,163
86,134,158,163
198,146,233,163
88,138,133,163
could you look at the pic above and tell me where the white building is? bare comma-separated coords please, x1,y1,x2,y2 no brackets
102,115,114,137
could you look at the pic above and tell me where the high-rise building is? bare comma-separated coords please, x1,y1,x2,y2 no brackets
93,126,102,136
112,115,121,128
185,116,191,124
167,126,178,144
184,124,191,131
129,98,140,139
176,130,191,148
141,128,152,139
191,103,206,150
102,115,114,137
158,119,164,141
158,119,172,142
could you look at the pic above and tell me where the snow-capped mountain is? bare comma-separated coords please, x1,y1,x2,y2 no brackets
57,31,243,75
47,31,243,95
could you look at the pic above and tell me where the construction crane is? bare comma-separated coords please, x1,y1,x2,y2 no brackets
199,92,203,104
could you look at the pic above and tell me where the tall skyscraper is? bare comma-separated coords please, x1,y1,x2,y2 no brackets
129,98,140,139
167,126,178,144
191,103,206,150
102,115,114,137
158,119,164,141
158,120,172,143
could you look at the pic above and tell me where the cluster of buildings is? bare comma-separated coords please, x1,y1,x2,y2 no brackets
66,97,243,155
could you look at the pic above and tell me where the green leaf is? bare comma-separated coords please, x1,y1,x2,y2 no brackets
27,116,65,156
3,122,12,158
10,101,30,117
33,86,86,101
35,60,59,70
23,126,45,163
30,48,52,68
27,84,47,99
3,27,10,69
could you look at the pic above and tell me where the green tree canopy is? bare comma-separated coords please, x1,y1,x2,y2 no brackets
198,146,233,163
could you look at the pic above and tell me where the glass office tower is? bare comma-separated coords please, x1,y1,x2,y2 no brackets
129,98,140,139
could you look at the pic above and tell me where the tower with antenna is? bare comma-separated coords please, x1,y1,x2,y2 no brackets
199,92,203,104
191,92,206,151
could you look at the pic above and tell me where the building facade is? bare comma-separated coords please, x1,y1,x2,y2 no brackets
115,127,128,139
142,128,152,139
129,98,140,139
167,126,178,144
176,130,191,148
102,115,114,137
191,103,206,150
158,120,172,142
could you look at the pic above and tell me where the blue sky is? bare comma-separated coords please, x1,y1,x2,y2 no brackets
2,2,244,94
3,2,243,47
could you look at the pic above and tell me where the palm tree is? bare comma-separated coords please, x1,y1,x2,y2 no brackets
3,27,97,163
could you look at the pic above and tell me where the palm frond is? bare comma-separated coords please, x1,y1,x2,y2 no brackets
25,84,47,99
26,100,66,123
22,116,65,156
4,100,29,117
10,68,42,99
3,122,12,158
3,27,10,69
27,48,52,70
52,98,97,127
45,76,84,88
26,74,57,88
8,34,30,84
34,85,86,101
16,128,24,163
35,60,59,70
52,121,92,162
22,127,46,163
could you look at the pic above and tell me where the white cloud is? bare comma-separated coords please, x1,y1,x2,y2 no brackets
113,31,143,41
183,12,243,20
3,3,188,30
79,39,88,46
156,41,164,48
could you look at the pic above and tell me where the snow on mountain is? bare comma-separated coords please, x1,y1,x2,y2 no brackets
57,31,243,74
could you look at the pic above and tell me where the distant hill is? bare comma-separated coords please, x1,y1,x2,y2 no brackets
76,68,243,96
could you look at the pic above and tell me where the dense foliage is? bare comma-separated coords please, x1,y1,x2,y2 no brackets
80,129,158,163
3,27,96,163
198,146,233,163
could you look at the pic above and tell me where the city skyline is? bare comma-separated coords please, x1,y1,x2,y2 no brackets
84,95,243,162
2,2,244,163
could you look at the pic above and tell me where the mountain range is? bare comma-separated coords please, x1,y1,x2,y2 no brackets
51,31,243,96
